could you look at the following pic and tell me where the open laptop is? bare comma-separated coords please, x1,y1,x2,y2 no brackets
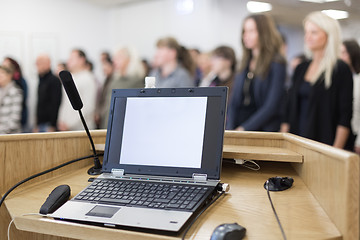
50,87,228,233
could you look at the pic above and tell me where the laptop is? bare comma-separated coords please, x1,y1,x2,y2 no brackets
50,87,228,233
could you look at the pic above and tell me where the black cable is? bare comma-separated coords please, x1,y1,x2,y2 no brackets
266,181,287,240
0,153,103,208
181,191,225,240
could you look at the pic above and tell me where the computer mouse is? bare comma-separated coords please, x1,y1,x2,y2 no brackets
264,176,294,191
210,223,246,240
39,185,71,214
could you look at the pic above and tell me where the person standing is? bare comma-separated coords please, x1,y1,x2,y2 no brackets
150,37,195,88
58,49,97,131
98,46,145,129
340,39,360,153
0,65,23,134
281,11,353,150
2,57,28,132
226,14,286,132
34,54,62,132
208,46,237,93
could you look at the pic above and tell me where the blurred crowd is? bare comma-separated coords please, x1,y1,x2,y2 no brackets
0,11,359,153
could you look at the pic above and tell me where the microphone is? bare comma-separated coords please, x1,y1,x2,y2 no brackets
59,70,102,175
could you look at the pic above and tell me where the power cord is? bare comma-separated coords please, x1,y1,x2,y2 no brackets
0,154,103,208
7,213,45,240
266,180,287,240
181,188,226,240
239,160,260,171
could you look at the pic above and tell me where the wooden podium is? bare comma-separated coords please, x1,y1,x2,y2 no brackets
0,130,358,240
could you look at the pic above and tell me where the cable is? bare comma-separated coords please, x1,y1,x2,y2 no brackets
266,180,287,240
7,213,45,240
181,191,225,240
241,160,260,171
0,154,103,208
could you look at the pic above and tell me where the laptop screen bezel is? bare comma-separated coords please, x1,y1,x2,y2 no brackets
102,87,227,180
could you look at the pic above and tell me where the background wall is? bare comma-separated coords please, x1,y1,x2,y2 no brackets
0,0,359,128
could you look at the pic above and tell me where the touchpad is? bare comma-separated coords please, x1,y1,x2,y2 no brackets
86,205,120,218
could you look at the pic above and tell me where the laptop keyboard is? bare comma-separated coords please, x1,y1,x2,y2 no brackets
74,179,213,211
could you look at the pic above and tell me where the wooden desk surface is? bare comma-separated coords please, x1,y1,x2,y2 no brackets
5,161,340,240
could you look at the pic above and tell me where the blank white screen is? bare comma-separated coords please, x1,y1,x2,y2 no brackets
119,97,207,168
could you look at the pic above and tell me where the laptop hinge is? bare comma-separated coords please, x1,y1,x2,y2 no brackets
192,173,207,181
111,169,124,177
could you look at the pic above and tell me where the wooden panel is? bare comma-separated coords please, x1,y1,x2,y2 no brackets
6,163,341,240
0,130,107,195
285,134,359,240
223,145,303,162
0,130,107,240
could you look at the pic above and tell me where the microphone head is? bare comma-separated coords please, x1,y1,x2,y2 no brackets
59,70,83,111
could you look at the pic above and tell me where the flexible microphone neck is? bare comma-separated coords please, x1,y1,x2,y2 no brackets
78,110,102,175
59,70,102,175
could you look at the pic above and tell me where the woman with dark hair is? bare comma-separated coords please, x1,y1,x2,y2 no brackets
150,37,195,87
341,39,360,153
226,14,286,131
3,57,28,131
208,46,237,93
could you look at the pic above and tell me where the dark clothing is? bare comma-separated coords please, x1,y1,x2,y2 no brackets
226,60,287,131
298,81,311,137
15,77,28,130
209,74,235,94
36,71,62,128
283,60,353,149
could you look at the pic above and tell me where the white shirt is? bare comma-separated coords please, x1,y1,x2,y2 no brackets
352,73,360,147
58,70,97,131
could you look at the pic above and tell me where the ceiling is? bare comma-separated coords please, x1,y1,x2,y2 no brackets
81,0,360,26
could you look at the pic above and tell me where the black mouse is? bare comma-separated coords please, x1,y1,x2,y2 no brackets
39,185,71,214
210,223,246,240
264,176,294,191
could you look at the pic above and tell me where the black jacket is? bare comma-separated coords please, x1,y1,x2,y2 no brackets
36,71,62,128
283,59,353,148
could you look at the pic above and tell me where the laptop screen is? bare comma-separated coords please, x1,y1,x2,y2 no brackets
102,87,227,180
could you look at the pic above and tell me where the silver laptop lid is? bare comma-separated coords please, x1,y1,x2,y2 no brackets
102,87,227,180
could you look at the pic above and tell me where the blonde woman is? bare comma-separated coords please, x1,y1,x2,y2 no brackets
282,11,353,149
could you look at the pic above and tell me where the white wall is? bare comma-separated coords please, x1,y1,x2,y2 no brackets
0,0,109,128
108,0,248,60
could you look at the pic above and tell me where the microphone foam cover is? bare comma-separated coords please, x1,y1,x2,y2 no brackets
59,70,83,110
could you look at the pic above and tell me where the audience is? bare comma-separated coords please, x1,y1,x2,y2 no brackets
98,46,145,129
2,14,360,154
340,39,360,153
208,46,237,93
226,14,286,132
0,65,23,134
58,49,97,131
34,54,62,132
150,37,195,88
281,11,353,150
2,57,28,132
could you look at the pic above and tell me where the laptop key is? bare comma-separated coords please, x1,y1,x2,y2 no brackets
154,198,170,203
100,198,131,205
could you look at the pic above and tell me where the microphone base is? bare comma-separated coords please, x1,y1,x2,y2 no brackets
87,166,103,175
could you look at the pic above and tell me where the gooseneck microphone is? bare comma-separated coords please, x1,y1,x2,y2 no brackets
59,70,102,175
